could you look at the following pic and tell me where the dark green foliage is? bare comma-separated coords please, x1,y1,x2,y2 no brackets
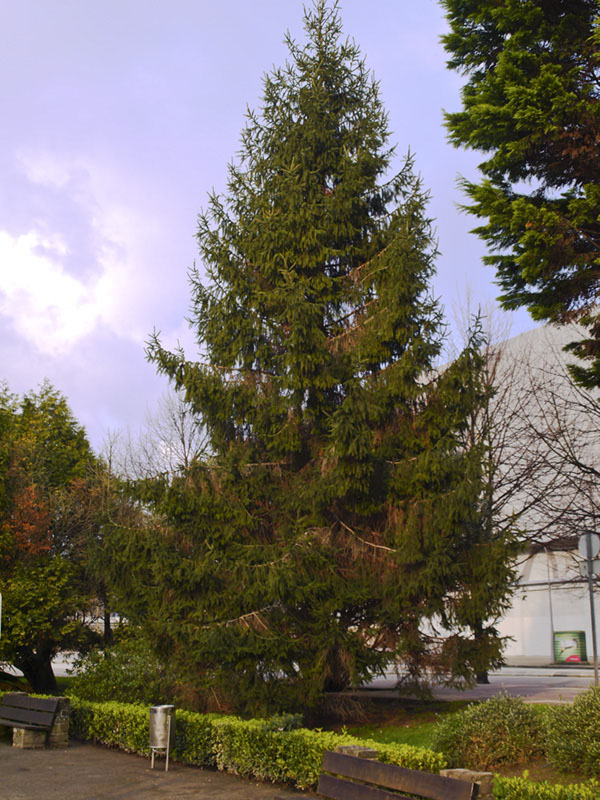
106,1,515,713
544,686,600,776
431,693,544,770
442,0,600,387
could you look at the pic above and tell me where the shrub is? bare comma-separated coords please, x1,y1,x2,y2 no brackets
494,775,600,800
67,637,173,705
431,693,543,770
544,687,600,776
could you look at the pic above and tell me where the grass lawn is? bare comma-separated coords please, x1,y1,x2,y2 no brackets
55,676,77,694
342,698,471,750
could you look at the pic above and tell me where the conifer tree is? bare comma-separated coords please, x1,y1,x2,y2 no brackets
441,0,600,387
125,1,515,712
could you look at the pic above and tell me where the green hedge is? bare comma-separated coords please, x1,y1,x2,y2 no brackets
494,776,600,800
208,716,445,789
68,696,444,789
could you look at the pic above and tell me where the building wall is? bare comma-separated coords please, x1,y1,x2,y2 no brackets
488,323,600,662
498,548,600,661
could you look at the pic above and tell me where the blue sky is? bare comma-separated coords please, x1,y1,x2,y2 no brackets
0,0,535,449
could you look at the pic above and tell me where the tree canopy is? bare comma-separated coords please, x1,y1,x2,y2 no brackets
442,0,600,387
0,381,101,691
102,0,516,713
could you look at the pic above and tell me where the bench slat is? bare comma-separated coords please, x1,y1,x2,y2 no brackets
0,716,49,731
2,694,59,713
0,694,60,731
318,774,413,800
0,705,55,728
321,752,475,800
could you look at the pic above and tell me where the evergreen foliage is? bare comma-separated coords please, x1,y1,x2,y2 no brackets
441,0,600,387
111,1,515,713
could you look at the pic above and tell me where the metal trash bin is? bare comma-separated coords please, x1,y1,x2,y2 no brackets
149,705,175,771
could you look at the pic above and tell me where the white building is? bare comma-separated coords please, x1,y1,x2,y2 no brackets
499,538,599,663
491,324,600,664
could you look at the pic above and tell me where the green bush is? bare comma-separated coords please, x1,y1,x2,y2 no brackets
67,637,173,705
494,775,600,800
431,693,543,770
69,695,445,790
544,687,600,776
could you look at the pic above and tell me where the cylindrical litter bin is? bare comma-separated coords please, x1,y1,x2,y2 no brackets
149,705,175,771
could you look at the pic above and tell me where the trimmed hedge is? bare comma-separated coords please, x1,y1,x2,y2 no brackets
68,696,445,789
494,776,600,800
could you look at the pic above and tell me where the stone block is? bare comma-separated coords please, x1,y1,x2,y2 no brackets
49,697,70,748
440,768,494,800
335,744,379,759
13,728,47,749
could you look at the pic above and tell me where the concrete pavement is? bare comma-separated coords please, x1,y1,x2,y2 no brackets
0,739,301,800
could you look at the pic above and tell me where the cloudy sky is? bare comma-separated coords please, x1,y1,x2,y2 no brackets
1,0,535,451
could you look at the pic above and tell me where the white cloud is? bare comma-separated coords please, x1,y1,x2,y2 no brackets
16,151,73,190
0,230,103,355
1,150,177,356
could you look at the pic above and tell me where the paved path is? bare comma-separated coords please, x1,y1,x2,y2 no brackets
0,740,301,800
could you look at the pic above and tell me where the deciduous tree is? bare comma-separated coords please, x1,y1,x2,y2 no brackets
0,382,98,691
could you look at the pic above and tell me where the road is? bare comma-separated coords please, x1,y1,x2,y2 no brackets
362,669,595,703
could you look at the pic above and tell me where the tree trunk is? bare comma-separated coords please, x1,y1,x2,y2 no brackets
18,655,57,694
322,646,351,692
103,608,113,646
473,621,491,683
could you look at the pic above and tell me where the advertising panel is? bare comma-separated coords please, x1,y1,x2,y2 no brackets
553,631,588,663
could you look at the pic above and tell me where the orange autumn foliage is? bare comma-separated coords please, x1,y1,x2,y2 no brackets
8,485,52,557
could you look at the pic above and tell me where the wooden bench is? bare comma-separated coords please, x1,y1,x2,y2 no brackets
317,750,477,800
0,693,61,746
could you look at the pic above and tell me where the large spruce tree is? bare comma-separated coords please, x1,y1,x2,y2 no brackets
441,0,600,387
122,1,514,713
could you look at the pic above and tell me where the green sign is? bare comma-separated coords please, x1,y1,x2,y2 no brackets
554,631,587,663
